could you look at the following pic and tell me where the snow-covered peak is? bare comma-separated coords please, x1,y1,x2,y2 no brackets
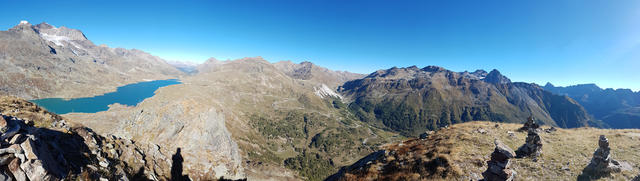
314,84,343,99
19,20,29,25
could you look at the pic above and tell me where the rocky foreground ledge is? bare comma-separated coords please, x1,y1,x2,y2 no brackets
0,96,223,181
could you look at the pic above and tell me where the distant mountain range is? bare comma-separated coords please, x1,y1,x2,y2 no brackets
340,66,602,136
0,21,183,99
544,83,640,128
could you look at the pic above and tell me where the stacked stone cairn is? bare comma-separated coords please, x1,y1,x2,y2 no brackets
583,135,622,176
482,139,516,181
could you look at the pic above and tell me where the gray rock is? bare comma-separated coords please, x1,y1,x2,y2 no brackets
0,171,12,181
515,128,542,160
20,139,38,160
9,134,25,144
545,127,557,133
482,139,516,181
518,115,539,132
20,160,49,181
1,120,20,140
8,158,26,181
582,135,622,176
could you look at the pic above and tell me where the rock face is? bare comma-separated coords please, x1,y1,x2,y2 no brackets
515,127,542,160
0,97,199,180
582,135,622,176
482,139,516,181
0,21,183,99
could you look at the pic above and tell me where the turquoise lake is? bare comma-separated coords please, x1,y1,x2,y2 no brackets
31,79,181,114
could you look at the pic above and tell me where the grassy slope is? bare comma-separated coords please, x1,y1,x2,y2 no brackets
334,121,640,180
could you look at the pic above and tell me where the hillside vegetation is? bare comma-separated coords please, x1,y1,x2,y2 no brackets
341,66,602,136
329,121,640,180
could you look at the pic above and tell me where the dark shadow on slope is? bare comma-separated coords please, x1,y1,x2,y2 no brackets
130,167,152,181
171,147,190,181
218,176,248,181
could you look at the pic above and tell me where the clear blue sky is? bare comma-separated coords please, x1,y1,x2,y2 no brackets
1,0,639,90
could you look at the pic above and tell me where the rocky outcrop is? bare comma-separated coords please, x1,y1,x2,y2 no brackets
581,135,622,177
515,127,542,160
0,97,200,180
482,139,516,181
484,69,511,84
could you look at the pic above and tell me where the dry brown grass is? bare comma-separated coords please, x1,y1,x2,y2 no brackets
445,121,640,180
333,121,640,181
0,95,62,128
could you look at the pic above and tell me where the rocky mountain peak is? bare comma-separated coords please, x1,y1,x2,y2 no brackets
9,21,35,33
484,69,511,84
32,22,88,41
422,65,447,72
33,22,54,30
544,82,554,88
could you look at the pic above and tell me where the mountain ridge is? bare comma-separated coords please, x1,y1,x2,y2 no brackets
0,21,183,99
340,65,601,136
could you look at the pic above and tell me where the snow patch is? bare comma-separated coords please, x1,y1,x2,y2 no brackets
40,33,69,47
40,33,85,51
20,20,28,25
314,84,343,99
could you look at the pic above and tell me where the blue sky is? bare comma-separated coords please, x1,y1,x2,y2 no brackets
1,0,639,90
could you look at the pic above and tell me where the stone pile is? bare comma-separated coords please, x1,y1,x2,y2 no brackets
482,139,516,181
515,127,542,161
582,135,622,176
518,115,539,132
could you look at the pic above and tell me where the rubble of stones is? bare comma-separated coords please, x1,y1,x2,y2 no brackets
0,113,175,181
482,139,516,181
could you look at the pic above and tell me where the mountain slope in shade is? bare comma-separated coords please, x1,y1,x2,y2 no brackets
544,83,640,128
340,66,601,136
0,21,183,99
